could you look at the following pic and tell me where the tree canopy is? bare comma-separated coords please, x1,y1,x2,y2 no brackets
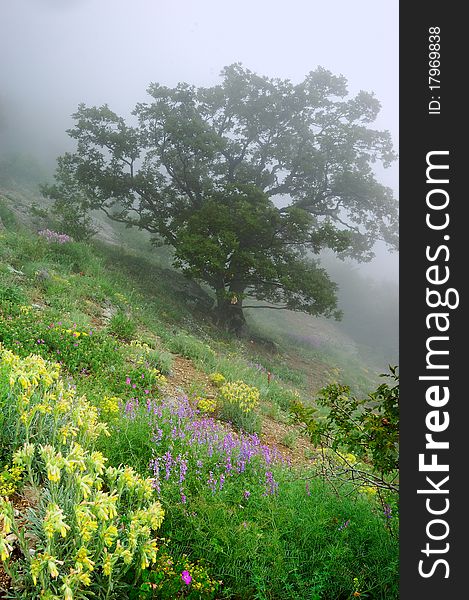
43,63,398,333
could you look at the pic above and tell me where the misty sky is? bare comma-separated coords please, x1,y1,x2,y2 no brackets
1,0,398,280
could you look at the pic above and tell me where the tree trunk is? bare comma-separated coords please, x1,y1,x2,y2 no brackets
214,287,248,337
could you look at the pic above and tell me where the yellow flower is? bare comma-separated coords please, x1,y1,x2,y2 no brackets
58,424,77,445
219,381,260,413
102,551,112,576
89,451,107,475
61,583,73,600
43,504,70,539
102,525,118,547
75,546,95,572
101,395,120,415
75,505,98,542
48,557,61,579
140,539,158,569
87,490,118,521
30,556,41,585
197,396,217,413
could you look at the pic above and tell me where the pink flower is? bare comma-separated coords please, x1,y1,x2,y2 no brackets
126,377,131,385
181,570,192,585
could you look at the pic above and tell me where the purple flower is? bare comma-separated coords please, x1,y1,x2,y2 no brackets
243,490,251,499
181,570,192,585
163,451,173,480
383,504,392,519
263,471,279,496
208,471,217,494
38,229,73,244
179,457,188,484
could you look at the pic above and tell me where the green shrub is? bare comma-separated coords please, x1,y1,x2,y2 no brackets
109,312,138,341
217,381,261,434
0,284,26,305
0,312,124,376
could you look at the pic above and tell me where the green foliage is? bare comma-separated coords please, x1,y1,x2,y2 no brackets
127,340,174,375
108,311,138,341
97,407,155,475
0,283,26,305
162,476,398,600
40,155,98,242
217,380,262,434
0,310,124,376
135,550,221,599
291,366,399,492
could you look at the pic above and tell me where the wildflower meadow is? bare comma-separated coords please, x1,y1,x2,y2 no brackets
0,222,399,599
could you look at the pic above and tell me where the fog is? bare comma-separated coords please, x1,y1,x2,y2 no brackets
1,0,398,282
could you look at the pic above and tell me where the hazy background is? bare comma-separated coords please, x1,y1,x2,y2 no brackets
0,0,398,283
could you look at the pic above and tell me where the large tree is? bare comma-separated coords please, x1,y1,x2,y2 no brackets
43,64,398,333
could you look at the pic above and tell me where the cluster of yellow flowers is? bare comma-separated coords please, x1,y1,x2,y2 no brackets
1,343,109,446
64,329,89,338
0,463,24,497
218,381,260,414
209,372,226,387
196,396,218,414
148,367,167,386
0,345,166,598
100,395,120,416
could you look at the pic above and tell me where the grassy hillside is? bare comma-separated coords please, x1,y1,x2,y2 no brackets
0,190,398,599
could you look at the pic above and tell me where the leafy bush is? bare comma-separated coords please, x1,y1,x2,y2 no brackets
0,284,26,305
0,463,23,497
291,366,399,494
208,372,225,387
217,381,261,434
0,313,124,376
218,381,259,414
109,312,138,342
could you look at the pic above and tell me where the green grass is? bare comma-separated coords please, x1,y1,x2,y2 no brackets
0,221,399,599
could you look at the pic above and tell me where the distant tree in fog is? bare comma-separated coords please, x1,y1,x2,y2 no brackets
43,64,398,334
